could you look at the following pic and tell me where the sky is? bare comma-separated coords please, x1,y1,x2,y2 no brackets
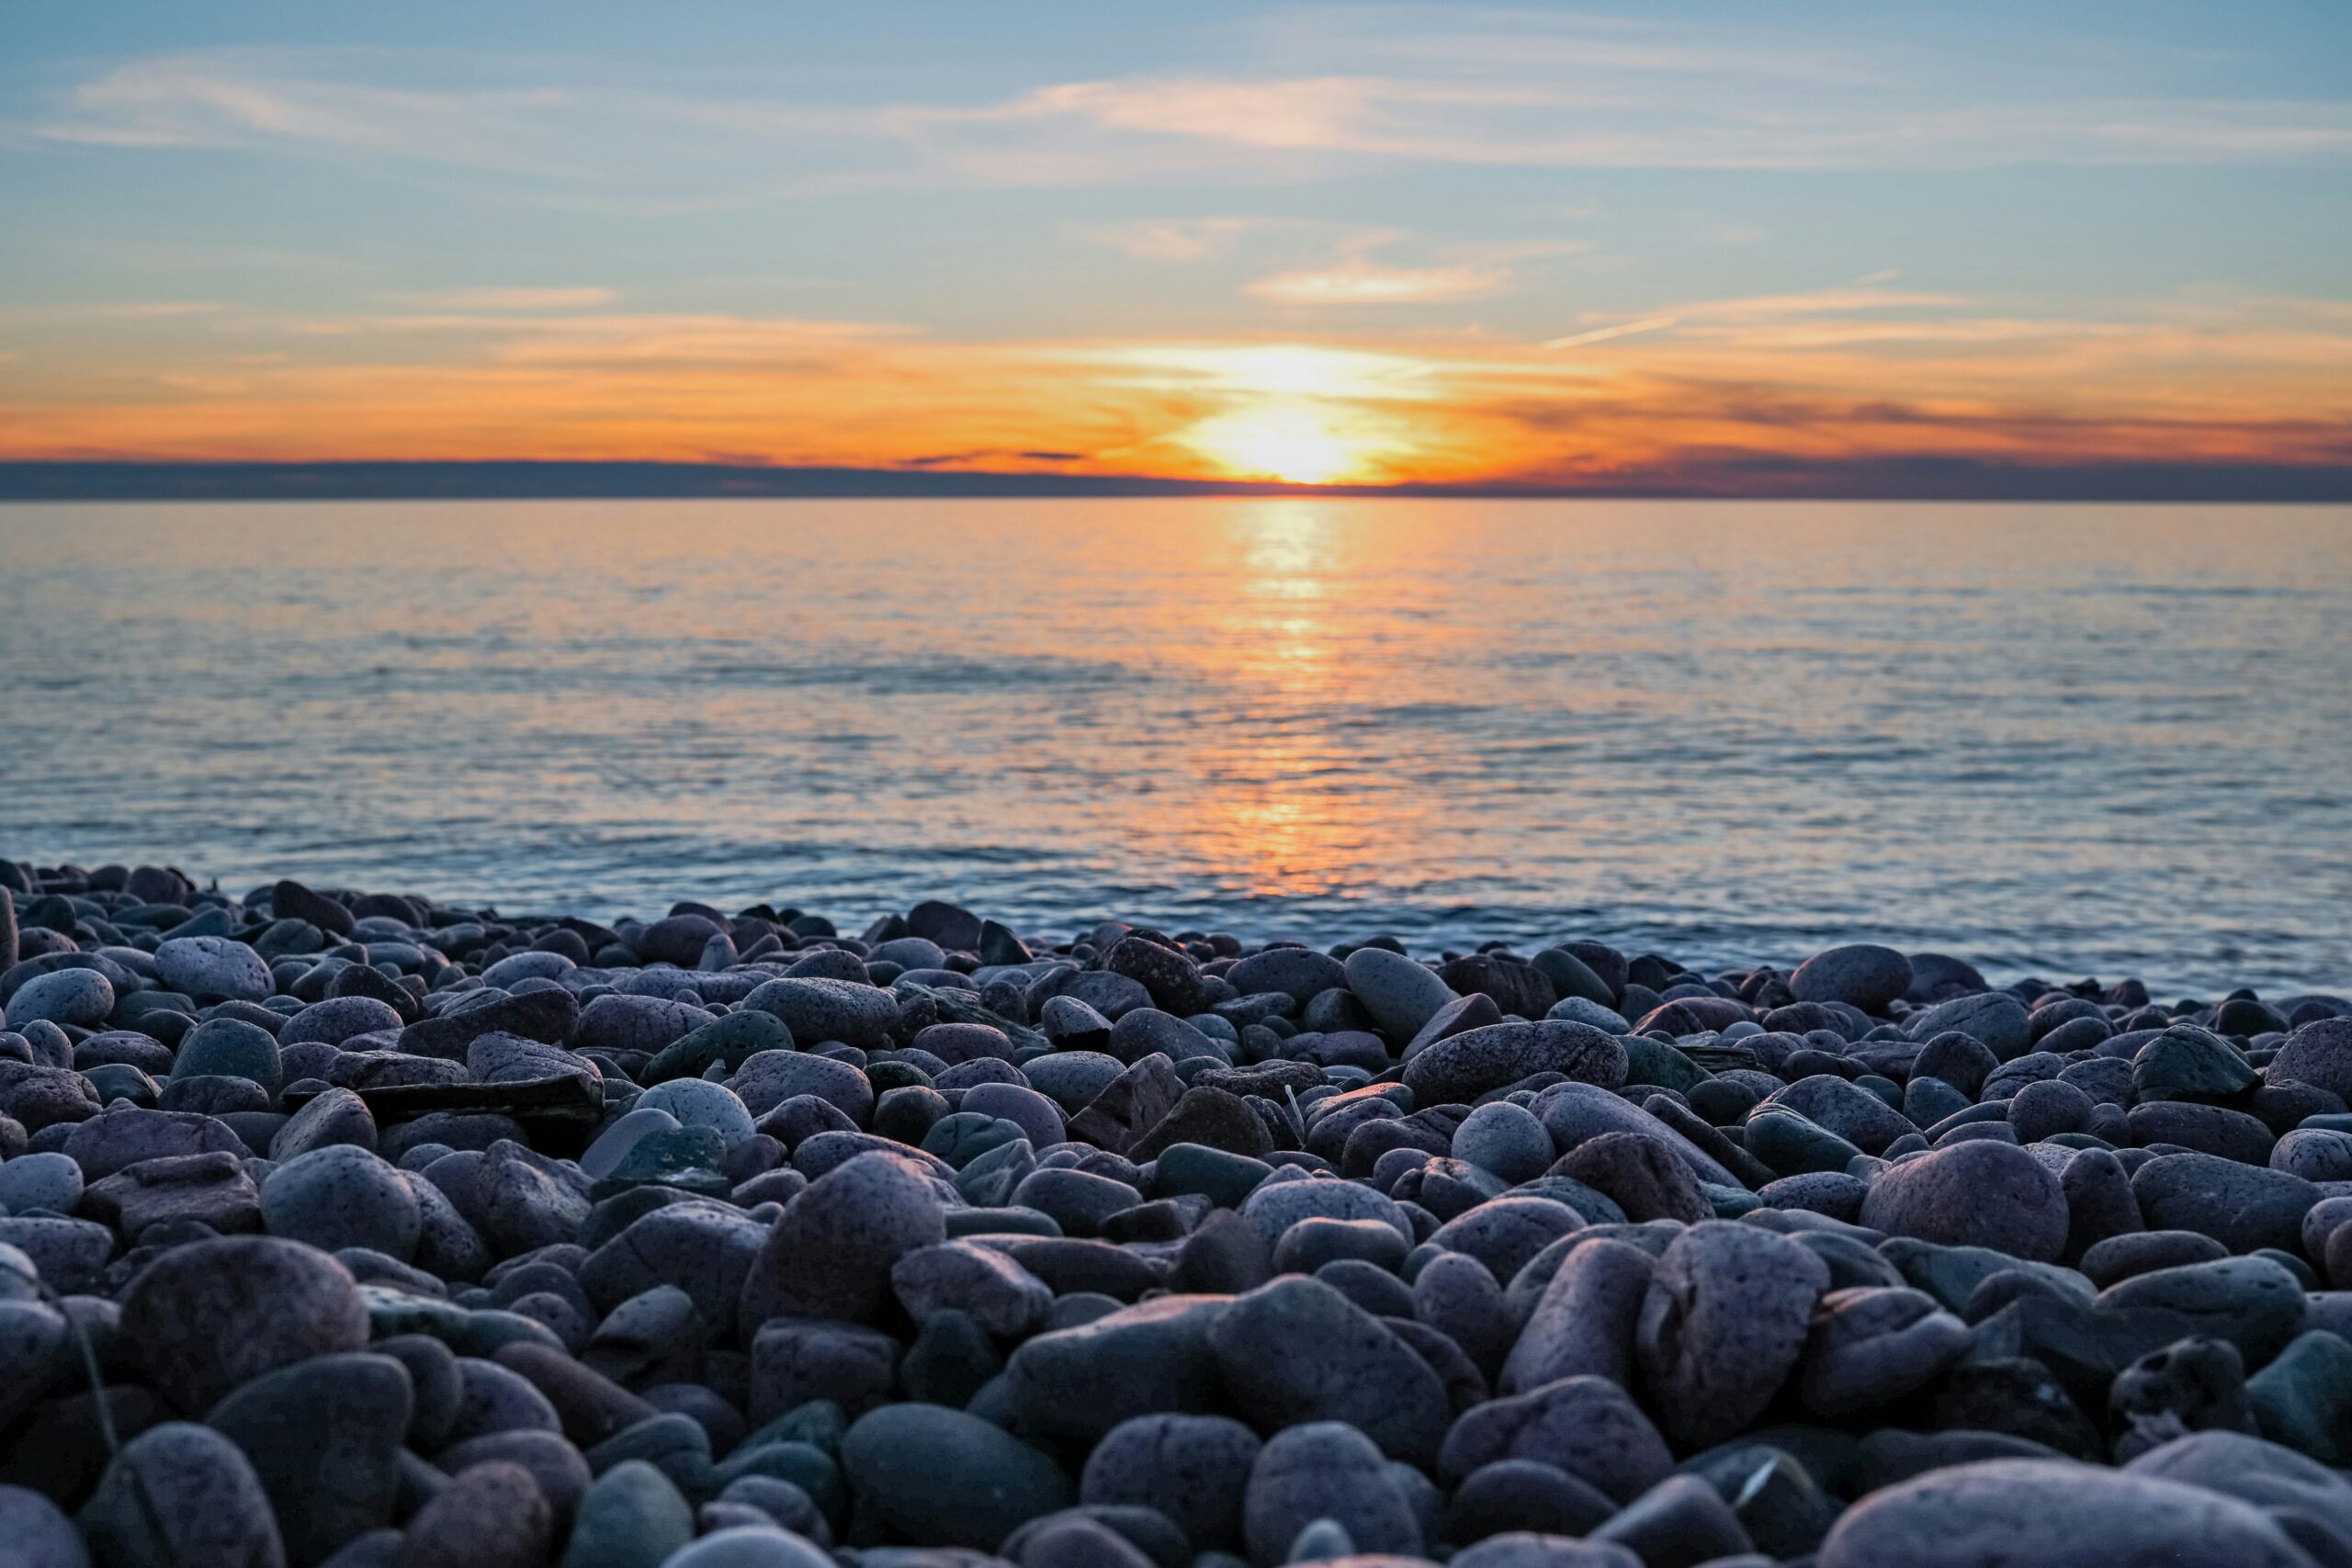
2,1,2349,490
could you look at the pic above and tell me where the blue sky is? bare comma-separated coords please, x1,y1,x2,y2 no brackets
3,1,2347,484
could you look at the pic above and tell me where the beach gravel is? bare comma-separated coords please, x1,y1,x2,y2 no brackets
2,853,2349,1565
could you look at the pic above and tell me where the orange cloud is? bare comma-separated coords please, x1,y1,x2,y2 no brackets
3,289,2347,487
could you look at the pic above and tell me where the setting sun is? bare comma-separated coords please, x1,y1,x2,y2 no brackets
1182,400,1375,484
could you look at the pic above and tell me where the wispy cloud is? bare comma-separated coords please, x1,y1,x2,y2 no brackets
965,76,2352,175
39,51,590,176
1543,317,1675,350
96,300,228,319
385,287,618,310
1076,218,1259,263
28,20,2352,195
0,300,231,324
1249,259,1505,304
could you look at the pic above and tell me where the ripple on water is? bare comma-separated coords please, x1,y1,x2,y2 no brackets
0,497,2346,992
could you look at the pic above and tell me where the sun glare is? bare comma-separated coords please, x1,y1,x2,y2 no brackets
1182,400,1375,484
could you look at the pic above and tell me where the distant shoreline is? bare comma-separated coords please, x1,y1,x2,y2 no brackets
5,458,2350,503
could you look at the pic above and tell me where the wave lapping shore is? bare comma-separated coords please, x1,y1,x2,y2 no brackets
3,857,2350,1568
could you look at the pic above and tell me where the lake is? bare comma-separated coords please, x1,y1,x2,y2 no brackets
2,498,2346,992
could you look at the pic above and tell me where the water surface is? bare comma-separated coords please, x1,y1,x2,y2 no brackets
2,499,2346,991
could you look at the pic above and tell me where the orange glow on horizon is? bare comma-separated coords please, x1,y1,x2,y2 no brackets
2,291,2348,487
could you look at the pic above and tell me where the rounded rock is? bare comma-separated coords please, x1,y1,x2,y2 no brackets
1242,1421,1424,1564
155,937,274,1004
1817,1457,2314,1568
1080,1413,1262,1552
6,969,115,1031
80,1421,286,1568
1343,949,1459,1042
119,1235,370,1415
1790,945,1912,1014
841,1402,1071,1550
261,1145,424,1261
1634,1221,1830,1447
738,1150,945,1328
1859,1139,2068,1261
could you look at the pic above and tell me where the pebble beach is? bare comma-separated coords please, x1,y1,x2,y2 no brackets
5,856,2352,1568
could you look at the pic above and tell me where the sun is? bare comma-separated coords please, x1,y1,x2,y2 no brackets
1182,400,1375,485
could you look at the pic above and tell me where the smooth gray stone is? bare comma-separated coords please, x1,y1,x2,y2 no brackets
840,1402,1071,1550
207,1352,412,1568
1241,1421,1423,1564
79,1421,287,1568
1817,1456,2314,1568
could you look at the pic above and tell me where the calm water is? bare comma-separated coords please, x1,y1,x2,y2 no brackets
2,499,2347,992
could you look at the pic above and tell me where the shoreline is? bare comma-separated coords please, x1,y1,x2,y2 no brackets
10,858,2345,1008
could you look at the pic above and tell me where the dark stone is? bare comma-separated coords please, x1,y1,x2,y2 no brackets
840,1403,1070,1549
1860,1140,2068,1260
1206,1276,1451,1467
1104,936,1209,1017
1589,1473,1752,1567
1438,1374,1674,1506
120,1235,370,1415
1447,1458,1616,1542
2131,1153,2315,1254
398,990,579,1063
1438,953,1558,1021
1791,946,1912,1014
738,1152,944,1329
1080,1413,1261,1553
1503,1236,1653,1393
208,1352,412,1567
80,1420,288,1568
1800,1286,1969,1417
2097,1257,2309,1365
1403,1021,1628,1104
392,1459,552,1568
1635,1222,1829,1446
1817,1457,2312,1568
1241,1421,1423,1563
2110,1336,2256,1461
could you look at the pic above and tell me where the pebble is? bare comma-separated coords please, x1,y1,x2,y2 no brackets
208,1351,413,1564
80,1421,288,1568
1451,1101,1556,1186
262,1145,424,1259
8,858,2352,1565
1800,1286,1971,1416
840,1402,1071,1548
1340,948,1457,1041
2131,1151,2316,1253
0,1485,86,1568
394,1458,553,1568
737,1150,944,1326
1208,1275,1452,1466
0,1149,85,1213
154,935,275,1004
1242,1420,1425,1562
1634,1221,1830,1445
1439,1374,1675,1506
1791,944,1913,1013
1818,1457,2315,1567
119,1234,370,1414
1859,1138,2070,1260
6,967,115,1030
1904,991,2032,1058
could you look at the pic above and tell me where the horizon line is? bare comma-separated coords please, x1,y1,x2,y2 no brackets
4,458,2351,504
